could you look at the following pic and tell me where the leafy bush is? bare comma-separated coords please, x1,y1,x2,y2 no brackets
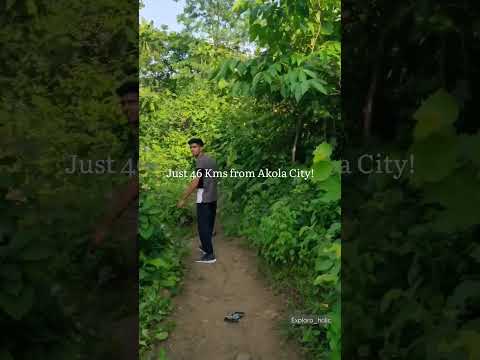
138,188,191,358
220,143,341,359
343,89,480,359
139,1,341,357
0,1,136,358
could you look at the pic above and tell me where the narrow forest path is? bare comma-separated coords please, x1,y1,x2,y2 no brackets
162,222,304,360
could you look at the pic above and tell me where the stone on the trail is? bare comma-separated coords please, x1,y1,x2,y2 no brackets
235,352,253,360
199,295,211,303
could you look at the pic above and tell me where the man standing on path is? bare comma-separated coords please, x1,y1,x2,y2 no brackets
177,138,218,264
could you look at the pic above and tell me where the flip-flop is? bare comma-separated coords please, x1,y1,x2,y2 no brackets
224,311,245,322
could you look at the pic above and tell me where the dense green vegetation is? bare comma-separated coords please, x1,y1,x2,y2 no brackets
1,1,137,359
343,1,480,358
139,0,341,359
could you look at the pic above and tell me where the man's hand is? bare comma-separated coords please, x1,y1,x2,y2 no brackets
177,177,199,208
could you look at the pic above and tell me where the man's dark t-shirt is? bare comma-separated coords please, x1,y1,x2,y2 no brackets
195,153,217,203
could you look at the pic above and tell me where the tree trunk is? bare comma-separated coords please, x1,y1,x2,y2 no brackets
292,116,303,163
363,31,386,142
362,5,414,142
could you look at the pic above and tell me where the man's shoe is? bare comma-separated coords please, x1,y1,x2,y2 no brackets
195,253,216,263
198,246,207,255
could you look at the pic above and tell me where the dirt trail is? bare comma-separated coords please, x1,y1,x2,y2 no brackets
163,223,304,360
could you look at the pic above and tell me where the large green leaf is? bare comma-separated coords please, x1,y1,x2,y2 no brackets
317,175,341,202
309,79,328,95
410,130,459,184
313,142,333,162
145,257,169,269
302,68,318,79
314,273,338,285
312,161,333,182
287,69,298,85
413,89,459,140
294,81,309,102
140,224,154,240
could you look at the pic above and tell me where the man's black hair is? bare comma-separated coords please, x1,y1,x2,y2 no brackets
116,80,139,97
188,138,204,146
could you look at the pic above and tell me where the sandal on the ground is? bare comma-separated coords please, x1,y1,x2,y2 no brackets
224,311,245,322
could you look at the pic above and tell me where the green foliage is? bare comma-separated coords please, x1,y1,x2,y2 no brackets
140,1,341,358
221,0,341,104
220,143,341,359
213,0,341,164
138,88,195,357
176,0,249,47
0,0,136,358
410,90,480,231
343,88,480,359
234,0,340,54
213,43,340,104
140,21,239,91
138,158,189,358
138,190,190,357
212,1,341,357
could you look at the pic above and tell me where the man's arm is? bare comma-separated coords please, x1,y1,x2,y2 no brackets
177,177,199,208
93,176,139,246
